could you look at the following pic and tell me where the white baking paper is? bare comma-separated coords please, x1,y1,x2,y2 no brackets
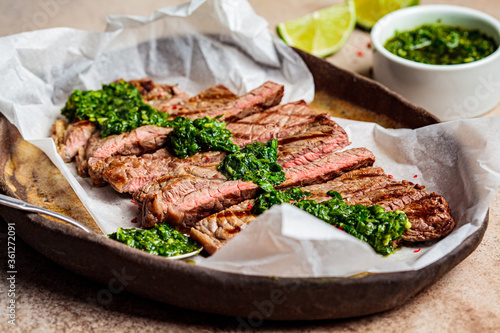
1,0,499,278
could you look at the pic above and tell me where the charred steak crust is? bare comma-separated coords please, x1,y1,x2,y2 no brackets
190,167,456,254
190,200,256,255
226,100,317,146
158,85,238,114
176,81,285,122
51,119,98,163
125,78,191,108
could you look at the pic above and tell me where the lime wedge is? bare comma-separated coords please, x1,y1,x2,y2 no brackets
277,0,356,58
355,0,419,30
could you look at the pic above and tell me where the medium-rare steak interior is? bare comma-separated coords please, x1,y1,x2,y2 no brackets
52,78,456,257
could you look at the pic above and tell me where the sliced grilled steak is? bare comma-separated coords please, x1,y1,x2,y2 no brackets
190,167,455,254
90,125,172,160
95,148,175,193
276,113,351,169
171,81,284,122
190,167,392,254
226,100,318,146
190,200,256,255
97,150,226,194
99,102,349,195
141,147,375,231
82,125,172,183
51,120,97,162
126,78,190,108
400,193,455,242
158,85,238,114
75,131,103,176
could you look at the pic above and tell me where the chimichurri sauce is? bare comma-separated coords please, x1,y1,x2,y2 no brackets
384,24,498,65
253,189,411,255
61,81,239,158
218,139,286,192
108,223,200,257
62,81,170,137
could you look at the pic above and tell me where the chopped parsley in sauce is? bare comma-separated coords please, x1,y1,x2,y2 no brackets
61,81,239,158
62,81,170,137
108,223,200,257
384,24,498,65
218,139,286,192
253,189,411,255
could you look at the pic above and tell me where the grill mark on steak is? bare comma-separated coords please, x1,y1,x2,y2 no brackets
141,147,375,232
226,100,318,146
190,167,455,254
90,125,172,160
345,181,428,211
158,85,238,114
190,200,256,255
174,81,284,122
51,120,97,163
276,114,351,169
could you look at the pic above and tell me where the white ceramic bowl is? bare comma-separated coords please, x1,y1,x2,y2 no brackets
371,5,500,121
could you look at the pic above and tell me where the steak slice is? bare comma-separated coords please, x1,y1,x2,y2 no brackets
89,125,172,160
276,113,351,169
99,102,349,195
99,150,226,194
51,120,97,163
400,193,455,242
158,85,238,114
126,78,190,108
190,200,256,255
141,147,375,231
132,152,227,198
96,148,175,193
226,100,318,146
190,167,455,254
77,125,173,178
171,81,284,122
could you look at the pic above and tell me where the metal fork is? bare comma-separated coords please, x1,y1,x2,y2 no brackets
0,193,93,233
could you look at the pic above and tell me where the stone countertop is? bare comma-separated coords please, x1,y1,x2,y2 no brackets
0,0,499,332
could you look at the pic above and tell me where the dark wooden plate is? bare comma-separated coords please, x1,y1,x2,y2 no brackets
0,51,485,321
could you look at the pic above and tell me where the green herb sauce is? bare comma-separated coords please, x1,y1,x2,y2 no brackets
218,139,286,192
168,116,239,158
252,187,311,215
62,81,170,137
384,24,498,65
253,189,411,255
61,81,240,158
108,223,200,257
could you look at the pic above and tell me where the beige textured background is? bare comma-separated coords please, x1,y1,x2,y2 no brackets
0,0,499,332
